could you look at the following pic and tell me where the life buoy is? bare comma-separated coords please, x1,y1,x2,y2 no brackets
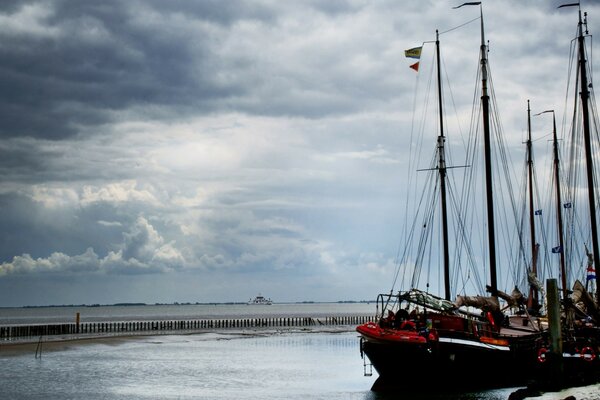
486,311,497,330
427,329,439,342
580,347,596,362
400,320,416,331
537,347,548,363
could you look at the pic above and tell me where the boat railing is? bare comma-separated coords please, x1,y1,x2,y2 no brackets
374,289,458,320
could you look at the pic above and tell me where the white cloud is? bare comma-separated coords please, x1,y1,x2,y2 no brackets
81,182,160,206
0,216,185,276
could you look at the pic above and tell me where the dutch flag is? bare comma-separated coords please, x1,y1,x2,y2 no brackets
587,265,596,281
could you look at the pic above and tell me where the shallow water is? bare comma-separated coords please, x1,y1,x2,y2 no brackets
0,330,534,400
1,304,598,399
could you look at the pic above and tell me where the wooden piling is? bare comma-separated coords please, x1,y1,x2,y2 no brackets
0,314,373,340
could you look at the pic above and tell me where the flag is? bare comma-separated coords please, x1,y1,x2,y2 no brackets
404,46,422,59
409,62,419,72
534,209,542,215
453,1,482,9
587,265,596,281
552,245,562,253
564,202,572,208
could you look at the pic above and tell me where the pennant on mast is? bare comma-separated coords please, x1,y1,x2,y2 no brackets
404,46,422,59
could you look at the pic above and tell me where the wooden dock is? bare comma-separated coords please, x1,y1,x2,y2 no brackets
0,315,373,340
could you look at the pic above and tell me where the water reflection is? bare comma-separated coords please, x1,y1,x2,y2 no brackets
2,330,596,399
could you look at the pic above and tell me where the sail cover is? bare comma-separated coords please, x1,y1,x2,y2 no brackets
400,289,456,313
571,279,599,322
454,295,500,313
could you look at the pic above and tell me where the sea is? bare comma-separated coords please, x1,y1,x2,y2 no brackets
0,303,599,400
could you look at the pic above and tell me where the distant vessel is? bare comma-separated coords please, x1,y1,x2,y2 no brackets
247,294,272,305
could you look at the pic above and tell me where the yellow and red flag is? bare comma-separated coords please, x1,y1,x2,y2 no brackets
404,46,422,59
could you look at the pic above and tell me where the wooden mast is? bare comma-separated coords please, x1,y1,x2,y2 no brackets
526,101,539,308
551,111,568,300
536,108,569,301
455,1,497,297
478,4,498,296
575,8,600,304
435,30,451,301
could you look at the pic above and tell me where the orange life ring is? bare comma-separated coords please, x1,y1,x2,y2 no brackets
537,347,548,363
580,346,596,362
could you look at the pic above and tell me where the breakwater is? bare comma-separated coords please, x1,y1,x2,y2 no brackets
0,315,373,340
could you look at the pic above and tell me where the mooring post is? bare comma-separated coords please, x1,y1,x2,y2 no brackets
546,278,564,390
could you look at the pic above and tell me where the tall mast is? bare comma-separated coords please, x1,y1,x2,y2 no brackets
526,100,539,307
455,1,497,296
536,109,569,300
435,30,451,301
479,5,498,296
576,9,600,304
551,112,568,300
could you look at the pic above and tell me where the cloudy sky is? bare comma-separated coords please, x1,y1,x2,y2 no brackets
0,0,596,306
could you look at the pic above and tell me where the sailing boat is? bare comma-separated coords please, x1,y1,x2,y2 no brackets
528,3,600,388
356,3,543,392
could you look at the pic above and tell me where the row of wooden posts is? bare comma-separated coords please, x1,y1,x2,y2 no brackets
0,315,373,340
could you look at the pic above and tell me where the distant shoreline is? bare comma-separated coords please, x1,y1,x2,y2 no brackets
7,300,375,309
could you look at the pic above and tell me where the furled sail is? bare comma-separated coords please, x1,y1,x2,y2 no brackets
571,279,599,323
454,294,500,313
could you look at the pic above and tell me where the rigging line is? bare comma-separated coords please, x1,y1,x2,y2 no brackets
532,150,551,280
487,66,527,263
438,16,480,36
392,49,437,293
547,153,565,283
564,27,598,279
392,155,438,291
403,47,432,266
531,146,550,289
540,139,555,282
411,171,439,289
447,170,482,296
439,44,482,296
563,33,580,283
582,35,600,211
515,157,529,285
531,133,552,143
491,104,529,282
457,107,488,296
416,180,438,292
461,66,490,294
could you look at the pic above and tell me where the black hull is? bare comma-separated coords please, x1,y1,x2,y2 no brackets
361,336,600,392
361,336,539,392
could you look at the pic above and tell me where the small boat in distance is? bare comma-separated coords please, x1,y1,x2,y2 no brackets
247,294,272,305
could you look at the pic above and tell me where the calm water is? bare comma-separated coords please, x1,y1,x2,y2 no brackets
1,304,599,399
0,302,376,325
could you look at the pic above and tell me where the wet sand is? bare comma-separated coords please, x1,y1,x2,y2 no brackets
0,325,354,357
0,334,147,357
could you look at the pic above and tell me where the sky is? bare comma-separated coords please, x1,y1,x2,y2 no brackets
0,0,597,307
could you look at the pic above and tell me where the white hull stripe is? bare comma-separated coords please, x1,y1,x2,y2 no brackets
438,337,511,351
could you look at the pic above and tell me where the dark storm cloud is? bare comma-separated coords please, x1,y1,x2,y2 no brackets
1,0,597,306
0,1,212,139
0,0,393,142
